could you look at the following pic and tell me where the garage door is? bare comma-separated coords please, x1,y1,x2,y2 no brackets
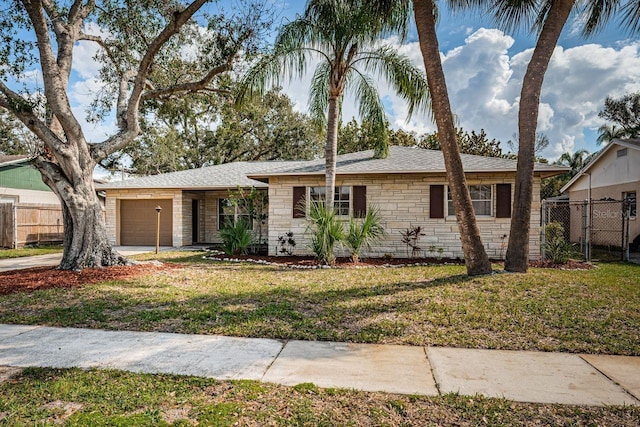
120,199,173,246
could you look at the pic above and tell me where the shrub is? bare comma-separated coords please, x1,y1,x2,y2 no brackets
220,220,254,255
277,232,296,256
544,222,580,264
400,225,425,258
306,201,344,265
345,207,385,263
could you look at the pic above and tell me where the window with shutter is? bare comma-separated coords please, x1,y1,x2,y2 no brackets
353,186,367,218
430,185,444,218
496,184,512,218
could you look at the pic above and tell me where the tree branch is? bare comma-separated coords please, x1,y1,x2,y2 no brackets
0,83,70,157
141,60,233,100
21,0,84,143
79,32,121,71
125,0,210,126
90,0,211,162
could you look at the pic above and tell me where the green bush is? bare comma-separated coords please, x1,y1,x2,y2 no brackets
345,207,385,263
544,222,580,264
220,220,254,255
306,201,345,265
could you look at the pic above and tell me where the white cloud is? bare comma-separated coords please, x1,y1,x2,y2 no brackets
72,22,109,80
321,29,640,160
62,22,640,162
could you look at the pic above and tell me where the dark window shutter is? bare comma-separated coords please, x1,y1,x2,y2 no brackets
353,186,367,218
430,185,444,218
293,186,306,218
496,184,511,218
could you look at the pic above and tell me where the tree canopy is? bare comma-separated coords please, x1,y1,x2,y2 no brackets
337,118,505,158
103,88,323,176
0,0,271,270
597,91,640,143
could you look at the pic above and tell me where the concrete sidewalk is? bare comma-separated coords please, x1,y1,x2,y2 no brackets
0,324,638,406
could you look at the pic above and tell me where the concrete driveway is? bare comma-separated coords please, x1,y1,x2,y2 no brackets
0,246,172,272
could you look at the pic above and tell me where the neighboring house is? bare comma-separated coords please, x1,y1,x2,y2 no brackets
99,146,567,260
0,155,63,248
560,138,639,249
0,155,60,205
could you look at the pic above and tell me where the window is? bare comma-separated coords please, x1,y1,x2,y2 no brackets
218,198,253,229
309,186,350,216
623,191,637,218
447,185,493,217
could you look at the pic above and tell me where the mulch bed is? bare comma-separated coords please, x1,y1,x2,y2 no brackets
0,263,181,295
206,253,464,268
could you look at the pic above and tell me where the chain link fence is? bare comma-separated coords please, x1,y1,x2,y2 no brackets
541,198,633,262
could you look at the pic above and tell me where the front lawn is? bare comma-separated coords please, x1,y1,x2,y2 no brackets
1,368,637,426
0,245,63,260
0,251,638,355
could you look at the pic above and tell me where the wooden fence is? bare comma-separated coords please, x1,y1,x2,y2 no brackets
0,203,64,248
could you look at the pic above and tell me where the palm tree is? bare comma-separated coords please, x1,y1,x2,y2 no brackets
411,0,493,275
493,0,628,272
556,149,590,177
596,124,627,145
236,0,429,210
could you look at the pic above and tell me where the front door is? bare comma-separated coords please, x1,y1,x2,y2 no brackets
192,199,199,243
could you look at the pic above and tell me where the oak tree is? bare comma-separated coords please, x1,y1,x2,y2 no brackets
0,0,269,270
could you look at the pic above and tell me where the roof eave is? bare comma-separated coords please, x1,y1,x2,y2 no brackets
249,167,570,179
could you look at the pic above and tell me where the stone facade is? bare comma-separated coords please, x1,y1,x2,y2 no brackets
267,173,542,260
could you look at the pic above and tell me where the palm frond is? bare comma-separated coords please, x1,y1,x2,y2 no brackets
346,70,390,157
489,0,541,34
352,44,430,120
235,20,320,106
347,71,386,129
621,0,640,33
576,0,620,36
308,61,331,128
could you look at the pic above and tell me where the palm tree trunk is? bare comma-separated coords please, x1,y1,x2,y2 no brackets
505,0,574,272
413,0,491,276
325,94,340,210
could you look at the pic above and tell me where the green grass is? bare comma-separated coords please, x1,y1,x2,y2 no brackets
1,250,639,355
0,368,637,426
0,244,63,259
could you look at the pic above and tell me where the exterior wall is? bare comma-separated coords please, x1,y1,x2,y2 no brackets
267,173,542,260
570,146,640,192
204,190,230,244
568,182,640,246
0,187,60,205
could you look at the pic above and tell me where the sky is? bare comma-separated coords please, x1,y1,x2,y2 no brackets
274,2,640,160
11,0,640,163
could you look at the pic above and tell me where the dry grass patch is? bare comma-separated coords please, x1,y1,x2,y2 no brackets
0,368,638,426
0,251,638,354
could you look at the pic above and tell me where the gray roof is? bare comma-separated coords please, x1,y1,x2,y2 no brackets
98,146,568,190
0,154,29,166
97,160,311,190
248,146,568,178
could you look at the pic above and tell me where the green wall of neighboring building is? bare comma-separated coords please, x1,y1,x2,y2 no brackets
0,162,51,192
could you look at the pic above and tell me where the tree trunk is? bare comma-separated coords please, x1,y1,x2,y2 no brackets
413,0,491,276
36,157,128,270
505,0,574,273
325,94,340,210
